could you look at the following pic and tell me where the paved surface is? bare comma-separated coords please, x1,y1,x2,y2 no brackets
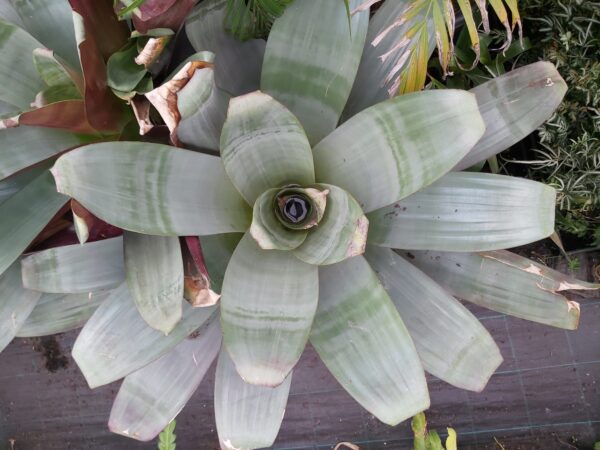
0,270,598,449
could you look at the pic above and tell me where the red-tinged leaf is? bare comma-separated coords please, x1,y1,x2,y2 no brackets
26,203,74,252
69,0,131,132
132,0,196,34
71,199,122,245
182,236,220,308
13,101,98,135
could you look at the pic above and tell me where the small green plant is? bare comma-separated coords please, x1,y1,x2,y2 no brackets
412,412,457,450
157,420,176,450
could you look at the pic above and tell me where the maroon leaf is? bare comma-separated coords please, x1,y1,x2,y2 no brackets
181,236,220,307
71,199,122,244
15,101,98,135
132,0,196,34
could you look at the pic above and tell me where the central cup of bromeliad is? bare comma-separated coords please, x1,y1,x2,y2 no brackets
272,185,328,231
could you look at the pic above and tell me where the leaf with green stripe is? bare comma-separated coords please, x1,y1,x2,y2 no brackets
214,346,291,450
220,232,318,386
367,172,556,252
109,313,221,442
72,282,216,388
51,142,251,236
313,90,485,213
293,184,368,266
455,62,567,171
220,91,314,205
0,170,67,278
310,256,429,425
365,246,502,392
124,232,183,335
0,261,41,351
403,250,595,330
16,291,110,337
261,0,369,145
21,236,125,294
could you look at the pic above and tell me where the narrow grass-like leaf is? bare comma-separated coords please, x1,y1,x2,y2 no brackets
261,0,369,145
124,232,183,335
10,0,80,69
310,256,430,425
109,314,221,441
313,90,485,213
186,0,265,96
456,0,480,68
221,232,318,386
0,170,67,278
250,188,308,251
220,91,314,205
0,19,45,109
51,142,251,236
215,347,291,450
21,236,124,293
365,246,502,392
403,250,593,330
16,291,110,337
0,261,41,351
368,172,556,251
344,0,436,117
72,282,216,388
455,62,567,171
293,184,368,266
177,66,230,152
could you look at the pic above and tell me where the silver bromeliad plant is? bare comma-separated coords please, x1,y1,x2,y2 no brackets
1,0,599,448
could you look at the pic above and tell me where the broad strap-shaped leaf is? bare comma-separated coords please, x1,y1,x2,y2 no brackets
404,250,595,330
13,100,97,134
16,291,110,337
0,170,67,278
109,313,221,442
124,232,183,335
177,65,230,152
0,126,85,181
51,142,251,236
185,0,265,96
221,232,318,386
0,165,46,205
0,261,42,351
260,0,369,145
72,282,216,388
0,19,45,109
220,91,315,205
293,184,368,266
200,233,243,294
343,0,436,119
9,0,80,69
368,172,556,252
250,188,308,251
313,90,485,213
215,347,291,450
454,62,567,170
0,3,23,28
32,48,82,93
21,236,124,293
365,246,502,392
310,256,430,425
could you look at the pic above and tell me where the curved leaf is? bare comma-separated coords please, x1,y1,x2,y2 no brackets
368,172,556,251
0,165,47,205
72,282,216,388
293,184,368,266
221,232,318,386
21,236,124,293
109,313,221,442
261,0,369,145
310,256,429,425
313,90,485,212
124,232,183,335
200,233,243,294
215,347,291,450
365,246,502,392
455,62,567,170
0,3,23,28
404,250,591,330
185,0,266,96
0,261,41,351
0,170,67,278
220,91,314,205
16,291,110,337
51,142,251,236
